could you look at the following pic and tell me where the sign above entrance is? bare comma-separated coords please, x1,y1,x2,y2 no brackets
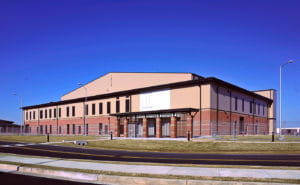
140,89,170,111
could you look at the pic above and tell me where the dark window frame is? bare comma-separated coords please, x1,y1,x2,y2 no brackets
92,104,96,115
72,106,75,117
107,102,111,114
66,107,70,117
99,103,103,114
116,100,120,113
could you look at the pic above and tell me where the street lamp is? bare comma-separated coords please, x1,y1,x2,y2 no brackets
78,83,87,136
279,60,294,137
13,93,23,135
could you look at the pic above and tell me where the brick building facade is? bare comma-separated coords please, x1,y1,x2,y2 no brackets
22,72,276,137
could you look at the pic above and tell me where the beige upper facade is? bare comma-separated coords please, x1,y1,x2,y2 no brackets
61,72,199,101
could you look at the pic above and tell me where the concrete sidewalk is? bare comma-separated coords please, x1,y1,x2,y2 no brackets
0,153,299,180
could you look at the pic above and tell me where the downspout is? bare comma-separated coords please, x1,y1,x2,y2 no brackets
216,86,219,136
56,105,59,135
199,85,202,136
37,108,40,135
230,90,232,135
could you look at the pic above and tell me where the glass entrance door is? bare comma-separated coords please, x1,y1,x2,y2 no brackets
162,118,170,137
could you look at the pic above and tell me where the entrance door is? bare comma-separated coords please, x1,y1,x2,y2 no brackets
148,119,156,137
239,117,244,134
128,123,135,137
136,119,143,137
162,118,170,137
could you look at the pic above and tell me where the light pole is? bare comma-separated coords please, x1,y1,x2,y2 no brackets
279,60,294,137
78,83,87,136
13,93,23,135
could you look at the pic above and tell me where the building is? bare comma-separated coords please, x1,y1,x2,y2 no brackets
0,119,21,133
22,72,276,137
277,128,300,135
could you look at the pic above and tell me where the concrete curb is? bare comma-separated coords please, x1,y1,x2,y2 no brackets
0,164,298,185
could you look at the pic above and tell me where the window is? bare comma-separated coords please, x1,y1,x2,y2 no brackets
40,125,43,134
45,109,48,119
78,126,81,134
33,111,35,120
86,124,89,135
250,101,253,114
242,99,244,112
99,123,103,135
72,106,75,117
258,104,260,115
59,108,61,117
49,109,52,118
54,108,56,118
263,104,265,115
50,125,52,134
29,112,32,120
26,112,28,120
116,100,120,113
107,102,111,114
125,99,130,112
40,110,43,119
253,102,256,114
59,126,62,134
105,125,108,135
72,124,75,134
92,104,95,115
66,107,70,117
234,97,237,111
67,124,70,134
99,103,103,114
85,104,89,115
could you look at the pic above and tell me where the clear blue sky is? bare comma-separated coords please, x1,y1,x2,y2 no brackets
1,0,299,127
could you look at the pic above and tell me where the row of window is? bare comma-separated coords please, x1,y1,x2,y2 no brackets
36,123,108,135
233,97,265,115
25,98,131,120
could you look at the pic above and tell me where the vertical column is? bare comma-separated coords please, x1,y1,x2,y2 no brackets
170,116,177,138
124,118,128,137
143,118,148,137
156,117,162,138
115,119,120,137
186,114,193,137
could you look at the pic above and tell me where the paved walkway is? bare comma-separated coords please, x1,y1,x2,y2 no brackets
0,153,299,180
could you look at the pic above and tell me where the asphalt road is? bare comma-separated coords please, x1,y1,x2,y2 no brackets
0,172,101,185
1,140,300,166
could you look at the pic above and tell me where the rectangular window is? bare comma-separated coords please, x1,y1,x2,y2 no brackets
125,99,130,112
86,124,89,135
85,104,89,115
40,110,43,119
26,112,28,120
66,107,70,117
92,104,95,115
40,125,43,134
99,123,103,135
250,101,253,114
242,99,244,112
72,106,75,117
72,124,75,134
234,97,237,111
99,103,103,114
45,125,48,134
50,125,52,134
29,112,32,120
105,125,108,135
59,126,62,134
263,104,265,115
116,100,120,113
54,108,56,118
78,126,81,134
45,109,48,119
107,102,111,114
258,104,260,115
67,124,70,134
253,102,256,114
49,109,52,118
33,111,35,120
59,108,61,117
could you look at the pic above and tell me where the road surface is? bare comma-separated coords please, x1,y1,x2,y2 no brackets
1,140,300,166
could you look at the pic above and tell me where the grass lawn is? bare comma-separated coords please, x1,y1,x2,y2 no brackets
58,139,300,154
0,135,103,143
1,135,300,154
